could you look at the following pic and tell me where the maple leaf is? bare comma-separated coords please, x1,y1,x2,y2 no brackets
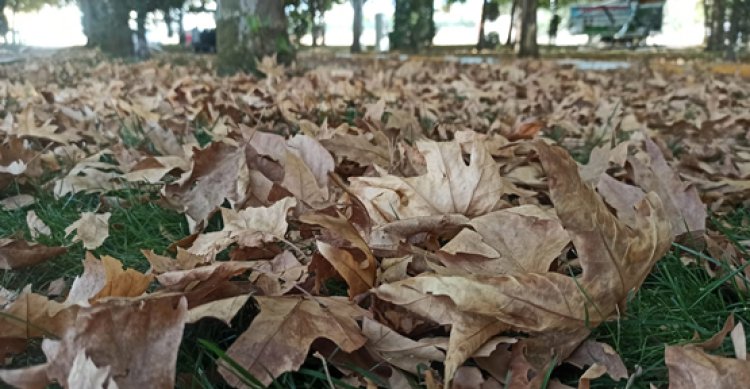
0,239,66,270
349,139,520,225
65,212,111,250
220,296,369,387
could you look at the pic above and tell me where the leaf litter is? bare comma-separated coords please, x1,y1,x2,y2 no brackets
0,51,748,388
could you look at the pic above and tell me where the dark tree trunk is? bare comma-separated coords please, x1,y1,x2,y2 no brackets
79,0,133,56
178,9,186,45
351,0,364,53
310,5,318,47
216,0,295,75
707,0,726,51
506,0,518,47
0,0,8,37
518,0,538,57
136,9,150,58
477,0,488,49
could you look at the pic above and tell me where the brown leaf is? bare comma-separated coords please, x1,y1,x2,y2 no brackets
375,141,672,384
0,286,79,340
666,345,750,389
221,296,369,386
301,211,376,298
186,295,251,325
440,205,569,275
349,139,518,225
65,212,111,250
163,142,249,231
362,317,444,374
376,283,506,386
630,137,707,238
0,239,66,270
143,248,209,274
36,296,187,389
565,340,628,382
188,197,296,257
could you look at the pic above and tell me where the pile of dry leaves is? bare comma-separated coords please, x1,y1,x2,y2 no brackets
0,51,748,388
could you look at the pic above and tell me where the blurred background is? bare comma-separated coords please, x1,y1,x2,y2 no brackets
0,0,713,50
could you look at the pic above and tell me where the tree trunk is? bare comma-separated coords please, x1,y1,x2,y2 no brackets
351,0,364,53
708,0,726,51
506,0,518,47
178,9,186,45
477,0,488,50
136,9,150,58
216,0,294,75
79,0,133,56
0,0,8,37
518,0,538,57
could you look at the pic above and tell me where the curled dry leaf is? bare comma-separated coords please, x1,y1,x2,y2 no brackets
0,239,66,270
188,197,296,257
221,296,369,387
300,211,376,298
26,210,51,240
375,141,673,385
630,137,707,239
65,212,111,250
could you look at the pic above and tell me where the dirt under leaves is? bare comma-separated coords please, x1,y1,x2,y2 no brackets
0,51,749,388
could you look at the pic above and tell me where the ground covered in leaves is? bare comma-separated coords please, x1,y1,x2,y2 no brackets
0,50,748,389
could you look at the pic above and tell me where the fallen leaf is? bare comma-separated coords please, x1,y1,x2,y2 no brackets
349,139,518,224
362,317,444,374
565,340,628,382
221,296,369,386
301,211,377,298
0,239,66,270
65,212,111,250
26,210,51,239
630,137,707,239
163,142,249,231
186,295,251,325
66,350,118,389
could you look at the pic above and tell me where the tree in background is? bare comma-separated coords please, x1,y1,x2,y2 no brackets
518,0,538,57
704,0,750,57
78,0,132,56
390,0,435,52
216,0,294,74
286,0,343,47
446,0,507,50
351,0,364,53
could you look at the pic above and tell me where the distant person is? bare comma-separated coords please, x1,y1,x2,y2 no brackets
549,14,561,45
